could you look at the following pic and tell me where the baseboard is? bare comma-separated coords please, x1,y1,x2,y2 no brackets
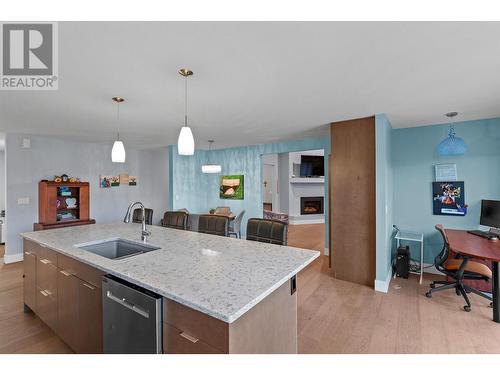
421,262,444,276
374,268,392,293
3,252,23,264
289,218,325,225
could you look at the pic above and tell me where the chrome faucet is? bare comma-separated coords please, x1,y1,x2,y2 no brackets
124,202,151,242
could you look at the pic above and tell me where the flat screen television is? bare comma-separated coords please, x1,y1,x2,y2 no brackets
300,155,324,177
480,199,500,228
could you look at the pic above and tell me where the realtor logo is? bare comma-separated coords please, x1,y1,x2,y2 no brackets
1,22,58,90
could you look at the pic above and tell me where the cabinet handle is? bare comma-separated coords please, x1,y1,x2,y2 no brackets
24,251,32,256
82,282,95,290
39,258,51,264
60,270,72,277
39,290,49,297
179,332,199,344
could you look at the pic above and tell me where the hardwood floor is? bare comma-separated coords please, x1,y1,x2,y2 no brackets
1,224,499,354
288,223,325,252
297,256,500,353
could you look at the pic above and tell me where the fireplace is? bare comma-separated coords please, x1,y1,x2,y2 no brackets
300,196,324,215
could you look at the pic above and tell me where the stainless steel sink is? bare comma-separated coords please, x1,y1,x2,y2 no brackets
76,238,161,260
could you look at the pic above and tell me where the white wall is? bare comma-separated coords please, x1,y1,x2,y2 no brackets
278,153,289,214
0,150,5,212
4,134,169,262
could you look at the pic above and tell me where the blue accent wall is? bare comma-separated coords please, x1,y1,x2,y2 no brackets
169,137,331,244
375,114,395,284
392,117,500,264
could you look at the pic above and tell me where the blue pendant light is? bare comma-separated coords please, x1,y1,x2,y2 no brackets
437,112,467,156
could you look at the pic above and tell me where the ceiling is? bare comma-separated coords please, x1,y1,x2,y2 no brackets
1,21,500,149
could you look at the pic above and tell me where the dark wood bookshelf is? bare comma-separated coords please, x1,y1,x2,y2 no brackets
34,181,96,231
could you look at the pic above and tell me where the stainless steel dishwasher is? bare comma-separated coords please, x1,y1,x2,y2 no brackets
102,275,162,353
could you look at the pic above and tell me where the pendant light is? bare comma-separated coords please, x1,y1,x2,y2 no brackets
111,96,126,163
202,140,222,173
437,112,467,156
177,68,195,155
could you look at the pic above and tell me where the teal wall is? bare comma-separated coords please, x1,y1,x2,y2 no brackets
392,117,500,264
375,114,395,284
169,137,331,244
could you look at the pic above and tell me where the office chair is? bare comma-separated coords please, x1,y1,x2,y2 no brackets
246,218,288,246
426,224,493,311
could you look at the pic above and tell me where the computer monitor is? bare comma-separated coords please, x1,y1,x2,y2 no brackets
480,200,500,229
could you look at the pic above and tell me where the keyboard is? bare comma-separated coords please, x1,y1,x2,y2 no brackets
467,230,499,240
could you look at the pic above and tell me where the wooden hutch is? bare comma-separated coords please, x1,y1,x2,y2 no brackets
34,181,96,231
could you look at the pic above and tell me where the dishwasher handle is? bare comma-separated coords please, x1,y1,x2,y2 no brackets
106,290,150,319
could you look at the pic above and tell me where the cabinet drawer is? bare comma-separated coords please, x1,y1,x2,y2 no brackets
58,253,104,288
36,287,57,331
163,298,228,352
163,323,223,354
24,239,42,257
23,251,37,312
36,259,58,298
38,246,58,265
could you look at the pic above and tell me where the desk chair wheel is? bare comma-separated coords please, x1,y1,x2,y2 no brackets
425,291,432,298
464,305,471,312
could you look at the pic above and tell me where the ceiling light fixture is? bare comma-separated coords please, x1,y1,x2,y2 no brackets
202,140,222,174
437,112,467,156
177,68,195,155
111,96,126,163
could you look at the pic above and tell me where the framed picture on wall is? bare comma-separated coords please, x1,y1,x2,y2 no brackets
432,181,466,216
220,175,244,200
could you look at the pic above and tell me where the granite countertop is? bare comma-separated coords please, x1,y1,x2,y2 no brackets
21,222,319,323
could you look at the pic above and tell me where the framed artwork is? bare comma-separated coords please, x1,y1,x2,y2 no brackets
100,175,120,188
432,181,466,216
129,176,137,186
119,173,129,185
220,175,244,200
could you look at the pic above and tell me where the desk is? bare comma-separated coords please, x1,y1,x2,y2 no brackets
395,230,424,284
445,229,500,323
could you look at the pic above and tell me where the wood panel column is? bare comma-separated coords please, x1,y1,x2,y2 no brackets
329,116,376,287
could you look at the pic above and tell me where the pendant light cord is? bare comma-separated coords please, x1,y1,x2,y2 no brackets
184,75,188,127
117,101,120,141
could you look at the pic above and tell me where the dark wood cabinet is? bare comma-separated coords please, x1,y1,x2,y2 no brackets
57,269,79,350
35,181,95,231
77,280,103,353
23,239,104,353
23,250,37,312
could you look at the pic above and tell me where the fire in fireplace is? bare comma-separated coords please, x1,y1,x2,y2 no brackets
300,196,324,215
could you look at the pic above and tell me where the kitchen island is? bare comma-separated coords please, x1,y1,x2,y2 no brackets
21,222,319,354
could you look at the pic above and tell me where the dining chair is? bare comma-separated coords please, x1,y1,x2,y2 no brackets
246,218,288,246
132,208,153,225
161,211,188,230
425,224,492,311
229,210,245,238
198,215,229,236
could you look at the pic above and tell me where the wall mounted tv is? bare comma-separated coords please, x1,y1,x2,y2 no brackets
300,155,324,177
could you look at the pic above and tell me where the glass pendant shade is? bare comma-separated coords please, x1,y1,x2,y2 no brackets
178,126,195,155
202,164,222,173
437,126,467,156
111,140,126,163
